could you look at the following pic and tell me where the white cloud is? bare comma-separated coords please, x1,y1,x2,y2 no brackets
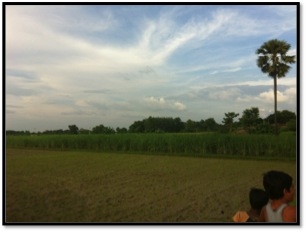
258,88,296,102
145,96,186,111
226,77,296,88
135,8,240,66
174,101,187,111
208,87,241,100
284,87,296,96
146,96,166,105
237,87,296,104
287,49,296,56
210,67,242,75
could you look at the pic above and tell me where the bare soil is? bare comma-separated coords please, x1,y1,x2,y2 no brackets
5,149,297,223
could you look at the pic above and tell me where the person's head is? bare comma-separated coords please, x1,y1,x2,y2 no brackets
263,170,294,202
249,188,269,211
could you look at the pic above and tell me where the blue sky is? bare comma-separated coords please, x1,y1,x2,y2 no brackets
5,4,297,131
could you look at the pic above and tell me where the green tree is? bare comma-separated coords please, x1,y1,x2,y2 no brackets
240,107,260,133
203,118,219,131
222,112,239,133
68,125,79,134
173,117,185,132
129,121,145,133
265,110,296,125
185,119,197,132
92,124,115,134
286,119,296,132
116,127,128,133
256,39,295,134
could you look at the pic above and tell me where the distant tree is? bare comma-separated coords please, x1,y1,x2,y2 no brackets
79,128,91,135
279,110,296,124
6,130,31,136
129,117,184,133
265,110,296,125
143,116,155,132
116,127,128,133
92,124,115,134
203,118,219,131
52,129,66,134
256,39,295,134
286,119,296,132
185,119,197,132
173,117,185,132
239,107,261,133
129,121,145,133
254,120,274,134
222,112,239,133
68,125,79,134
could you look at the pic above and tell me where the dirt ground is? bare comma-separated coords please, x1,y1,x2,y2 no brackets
5,149,297,223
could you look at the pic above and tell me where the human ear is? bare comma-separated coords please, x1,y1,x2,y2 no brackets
283,188,291,199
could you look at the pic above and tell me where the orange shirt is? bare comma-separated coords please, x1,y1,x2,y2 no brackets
232,211,250,222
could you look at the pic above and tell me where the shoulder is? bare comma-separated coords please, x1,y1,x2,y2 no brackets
232,211,249,222
282,205,296,222
258,206,267,222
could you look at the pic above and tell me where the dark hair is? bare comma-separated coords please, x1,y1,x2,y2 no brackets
249,188,269,210
263,170,293,200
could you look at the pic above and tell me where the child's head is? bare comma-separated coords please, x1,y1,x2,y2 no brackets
249,188,269,211
263,170,294,202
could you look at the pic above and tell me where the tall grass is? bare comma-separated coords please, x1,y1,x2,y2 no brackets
6,132,296,159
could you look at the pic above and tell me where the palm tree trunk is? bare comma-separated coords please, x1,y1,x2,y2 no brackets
274,76,278,134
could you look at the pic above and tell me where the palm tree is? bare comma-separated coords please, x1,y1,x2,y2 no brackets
256,39,295,134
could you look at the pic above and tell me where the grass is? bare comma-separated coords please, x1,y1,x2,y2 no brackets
5,149,297,223
6,132,297,159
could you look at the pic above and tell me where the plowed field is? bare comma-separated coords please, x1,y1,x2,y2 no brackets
5,149,296,223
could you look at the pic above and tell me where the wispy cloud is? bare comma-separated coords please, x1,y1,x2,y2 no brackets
5,4,297,130
210,67,242,75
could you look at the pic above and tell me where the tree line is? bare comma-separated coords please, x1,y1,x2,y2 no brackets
6,108,296,136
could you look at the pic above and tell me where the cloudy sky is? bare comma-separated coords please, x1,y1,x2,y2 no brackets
5,4,297,132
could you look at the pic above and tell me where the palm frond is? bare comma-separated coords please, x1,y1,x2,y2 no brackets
256,39,295,78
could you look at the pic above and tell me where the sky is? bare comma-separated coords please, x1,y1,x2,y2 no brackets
5,3,298,132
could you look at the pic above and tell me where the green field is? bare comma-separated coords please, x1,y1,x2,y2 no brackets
5,148,297,223
6,132,296,159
